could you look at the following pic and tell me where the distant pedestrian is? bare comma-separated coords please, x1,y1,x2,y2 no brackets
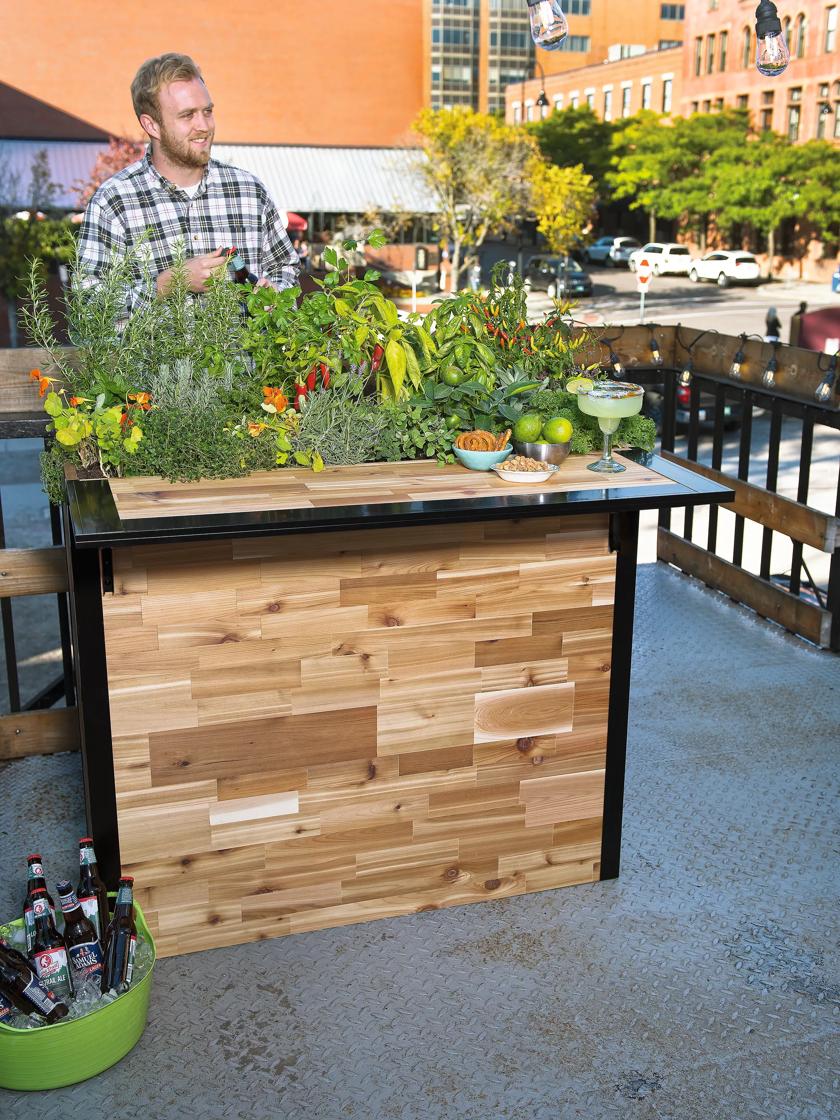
298,239,310,273
765,306,782,343
469,258,481,292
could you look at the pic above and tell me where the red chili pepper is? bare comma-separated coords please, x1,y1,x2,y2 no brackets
306,366,317,393
371,344,385,372
319,362,330,389
293,382,307,411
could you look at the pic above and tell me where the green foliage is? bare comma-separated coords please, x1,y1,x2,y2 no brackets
375,401,457,464
528,105,616,195
292,377,390,466
40,443,69,506
530,160,597,256
527,388,656,454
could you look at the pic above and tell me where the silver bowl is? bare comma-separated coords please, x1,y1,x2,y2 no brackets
514,440,571,466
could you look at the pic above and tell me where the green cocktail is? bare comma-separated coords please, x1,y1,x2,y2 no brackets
577,382,645,474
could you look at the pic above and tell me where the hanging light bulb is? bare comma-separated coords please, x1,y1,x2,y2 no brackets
730,335,747,379
754,1,790,77
609,348,624,378
762,348,779,388
680,358,694,386
527,0,568,51
649,331,663,366
815,353,838,404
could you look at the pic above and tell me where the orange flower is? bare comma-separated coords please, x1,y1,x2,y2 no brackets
37,376,53,397
262,386,288,411
69,396,83,407
128,392,152,409
247,421,267,437
29,368,41,381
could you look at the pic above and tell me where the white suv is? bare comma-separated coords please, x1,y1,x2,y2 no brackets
628,242,692,276
689,250,761,287
585,236,641,266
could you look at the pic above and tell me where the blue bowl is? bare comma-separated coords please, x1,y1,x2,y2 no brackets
453,444,513,471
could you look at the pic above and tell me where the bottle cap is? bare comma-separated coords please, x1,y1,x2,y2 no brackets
119,876,135,885
27,854,42,861
56,879,73,895
79,837,93,845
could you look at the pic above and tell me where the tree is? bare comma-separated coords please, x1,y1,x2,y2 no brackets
412,108,537,290
607,111,676,241
528,105,615,197
74,136,146,208
529,160,596,255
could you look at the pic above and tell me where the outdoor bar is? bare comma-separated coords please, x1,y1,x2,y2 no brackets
64,453,730,958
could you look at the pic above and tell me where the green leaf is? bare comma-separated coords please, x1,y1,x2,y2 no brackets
293,450,311,466
43,391,63,418
324,247,338,267
342,239,357,252
367,229,387,249
311,452,325,472
385,338,407,399
364,269,381,282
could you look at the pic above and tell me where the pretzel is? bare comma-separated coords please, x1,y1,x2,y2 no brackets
496,429,511,451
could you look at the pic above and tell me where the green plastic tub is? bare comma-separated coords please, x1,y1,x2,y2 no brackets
0,899,155,1091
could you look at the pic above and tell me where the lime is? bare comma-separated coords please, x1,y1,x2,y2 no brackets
513,412,543,442
542,416,573,444
445,413,463,428
565,376,595,395
442,368,464,386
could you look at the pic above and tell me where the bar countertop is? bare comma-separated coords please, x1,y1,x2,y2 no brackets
65,452,733,548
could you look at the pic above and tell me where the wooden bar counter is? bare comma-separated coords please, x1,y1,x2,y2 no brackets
64,454,731,957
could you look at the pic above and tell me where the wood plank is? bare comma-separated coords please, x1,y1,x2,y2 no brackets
660,451,838,552
0,347,69,411
658,528,832,648
0,547,68,598
0,708,79,760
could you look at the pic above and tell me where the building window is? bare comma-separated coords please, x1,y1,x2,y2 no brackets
783,16,792,48
567,0,591,13
706,33,716,73
826,6,837,52
691,100,699,113
714,97,724,110
796,15,807,57
737,94,749,108
720,30,728,71
703,99,711,112
742,26,752,68
553,94,564,111
761,89,774,130
817,84,830,136
604,88,613,120
660,3,685,17
570,93,579,108
788,103,801,140
622,86,632,117
586,90,595,108
695,36,703,76
642,82,652,109
662,79,673,112
556,35,592,52
513,102,521,124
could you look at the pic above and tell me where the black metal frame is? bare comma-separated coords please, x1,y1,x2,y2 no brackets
0,424,76,716
600,510,639,881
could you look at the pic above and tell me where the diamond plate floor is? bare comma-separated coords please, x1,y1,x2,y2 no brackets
2,563,838,1119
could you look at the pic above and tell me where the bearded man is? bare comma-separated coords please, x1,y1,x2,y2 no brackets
77,53,299,314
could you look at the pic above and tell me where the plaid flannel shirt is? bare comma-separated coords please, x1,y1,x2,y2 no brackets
76,150,300,316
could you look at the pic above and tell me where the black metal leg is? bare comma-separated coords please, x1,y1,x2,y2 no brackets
600,510,640,881
62,504,121,888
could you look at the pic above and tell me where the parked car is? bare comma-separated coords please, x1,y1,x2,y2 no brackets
628,242,692,276
584,236,641,266
524,255,593,298
688,250,762,287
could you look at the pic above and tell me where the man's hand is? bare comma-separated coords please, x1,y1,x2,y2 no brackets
156,249,229,296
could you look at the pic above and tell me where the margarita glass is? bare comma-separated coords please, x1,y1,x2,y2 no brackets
577,382,645,473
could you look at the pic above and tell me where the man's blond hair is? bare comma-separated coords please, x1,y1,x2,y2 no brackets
131,53,203,122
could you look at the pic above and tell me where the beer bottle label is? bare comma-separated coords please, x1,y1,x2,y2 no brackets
23,905,35,952
68,939,104,981
32,896,50,919
31,948,73,1000
115,884,132,907
78,894,102,939
60,888,81,913
126,934,137,986
28,862,45,879
80,845,96,866
0,992,14,1021
21,975,58,1015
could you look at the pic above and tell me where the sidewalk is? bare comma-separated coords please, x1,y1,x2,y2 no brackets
2,561,837,1119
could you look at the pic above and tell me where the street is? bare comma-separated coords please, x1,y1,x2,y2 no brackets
526,261,838,339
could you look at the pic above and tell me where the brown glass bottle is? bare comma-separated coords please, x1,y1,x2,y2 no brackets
76,837,109,943
0,939,68,1024
28,888,74,1002
227,248,258,285
101,877,137,993
22,854,55,954
57,879,104,985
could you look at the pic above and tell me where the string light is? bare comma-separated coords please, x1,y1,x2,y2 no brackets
815,352,838,404
649,329,663,366
609,348,624,378
730,334,747,379
763,344,779,388
680,357,694,386
754,1,790,77
527,0,568,51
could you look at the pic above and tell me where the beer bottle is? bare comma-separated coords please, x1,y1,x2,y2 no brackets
28,888,74,1002
22,854,56,953
227,247,258,285
101,877,137,994
57,879,104,985
0,939,69,1024
76,837,109,942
